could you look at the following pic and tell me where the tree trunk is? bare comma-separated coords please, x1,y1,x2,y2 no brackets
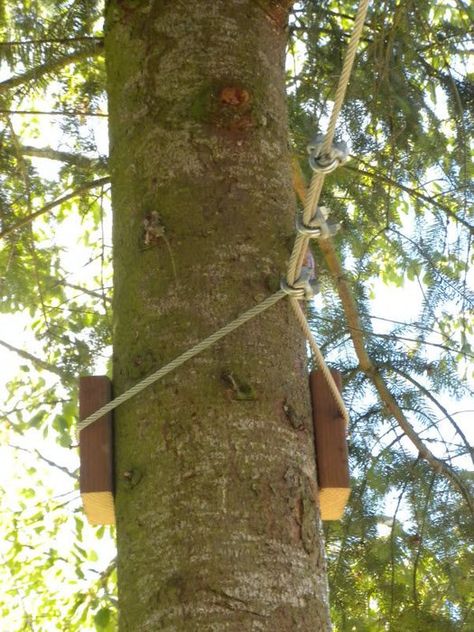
105,1,331,629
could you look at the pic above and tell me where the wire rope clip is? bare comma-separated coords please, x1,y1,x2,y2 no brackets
307,133,349,174
281,269,320,301
297,206,340,240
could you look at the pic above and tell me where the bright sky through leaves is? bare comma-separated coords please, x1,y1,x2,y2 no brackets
0,0,472,629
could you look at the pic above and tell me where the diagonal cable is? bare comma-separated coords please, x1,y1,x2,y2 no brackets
78,290,286,432
290,298,349,426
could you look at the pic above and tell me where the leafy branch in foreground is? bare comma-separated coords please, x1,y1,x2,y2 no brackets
294,164,473,513
0,41,104,95
0,177,111,239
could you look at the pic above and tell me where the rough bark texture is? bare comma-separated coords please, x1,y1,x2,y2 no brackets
105,1,331,629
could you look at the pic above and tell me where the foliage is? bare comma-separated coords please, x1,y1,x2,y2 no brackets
0,0,472,629
0,1,115,630
290,1,473,629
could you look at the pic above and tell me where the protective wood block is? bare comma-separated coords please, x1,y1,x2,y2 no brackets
79,376,115,525
309,369,350,520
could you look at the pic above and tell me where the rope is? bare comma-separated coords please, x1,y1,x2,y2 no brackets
284,0,369,421
290,298,349,427
322,0,370,156
78,290,286,432
286,0,370,286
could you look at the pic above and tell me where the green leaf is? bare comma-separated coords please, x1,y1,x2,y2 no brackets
94,607,111,629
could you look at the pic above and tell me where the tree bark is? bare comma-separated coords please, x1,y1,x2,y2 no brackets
105,1,331,629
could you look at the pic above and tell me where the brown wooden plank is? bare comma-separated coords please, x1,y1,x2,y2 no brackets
79,376,115,525
309,369,350,520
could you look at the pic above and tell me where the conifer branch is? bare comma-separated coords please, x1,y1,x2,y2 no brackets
389,475,411,618
0,108,108,117
0,36,103,47
0,41,103,94
293,161,474,513
0,177,110,239
313,312,471,358
390,366,474,466
347,160,474,235
332,432,403,584
412,472,436,609
20,145,108,170
320,236,474,513
0,338,70,379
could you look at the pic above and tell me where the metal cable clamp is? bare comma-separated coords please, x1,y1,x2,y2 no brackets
281,269,320,301
307,133,349,174
296,207,341,240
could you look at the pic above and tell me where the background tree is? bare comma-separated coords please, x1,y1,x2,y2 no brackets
0,0,472,630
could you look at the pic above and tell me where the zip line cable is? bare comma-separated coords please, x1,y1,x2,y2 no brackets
291,298,350,426
287,0,370,286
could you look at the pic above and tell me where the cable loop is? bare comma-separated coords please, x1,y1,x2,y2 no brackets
297,207,341,240
281,269,320,301
309,156,340,174
307,133,349,174
295,214,322,238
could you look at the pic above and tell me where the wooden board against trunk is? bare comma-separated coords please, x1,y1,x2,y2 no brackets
79,376,115,525
309,369,350,520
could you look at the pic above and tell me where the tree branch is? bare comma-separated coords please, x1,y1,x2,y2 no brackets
0,41,103,94
59,280,112,302
0,177,110,239
10,443,78,480
313,312,471,359
0,36,103,47
293,160,474,514
0,108,108,117
321,237,473,513
0,338,70,379
390,366,474,466
20,145,108,170
346,159,474,235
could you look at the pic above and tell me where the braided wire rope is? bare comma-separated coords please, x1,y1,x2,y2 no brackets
78,290,286,432
290,298,349,427
78,0,369,433
285,0,370,421
287,0,370,286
